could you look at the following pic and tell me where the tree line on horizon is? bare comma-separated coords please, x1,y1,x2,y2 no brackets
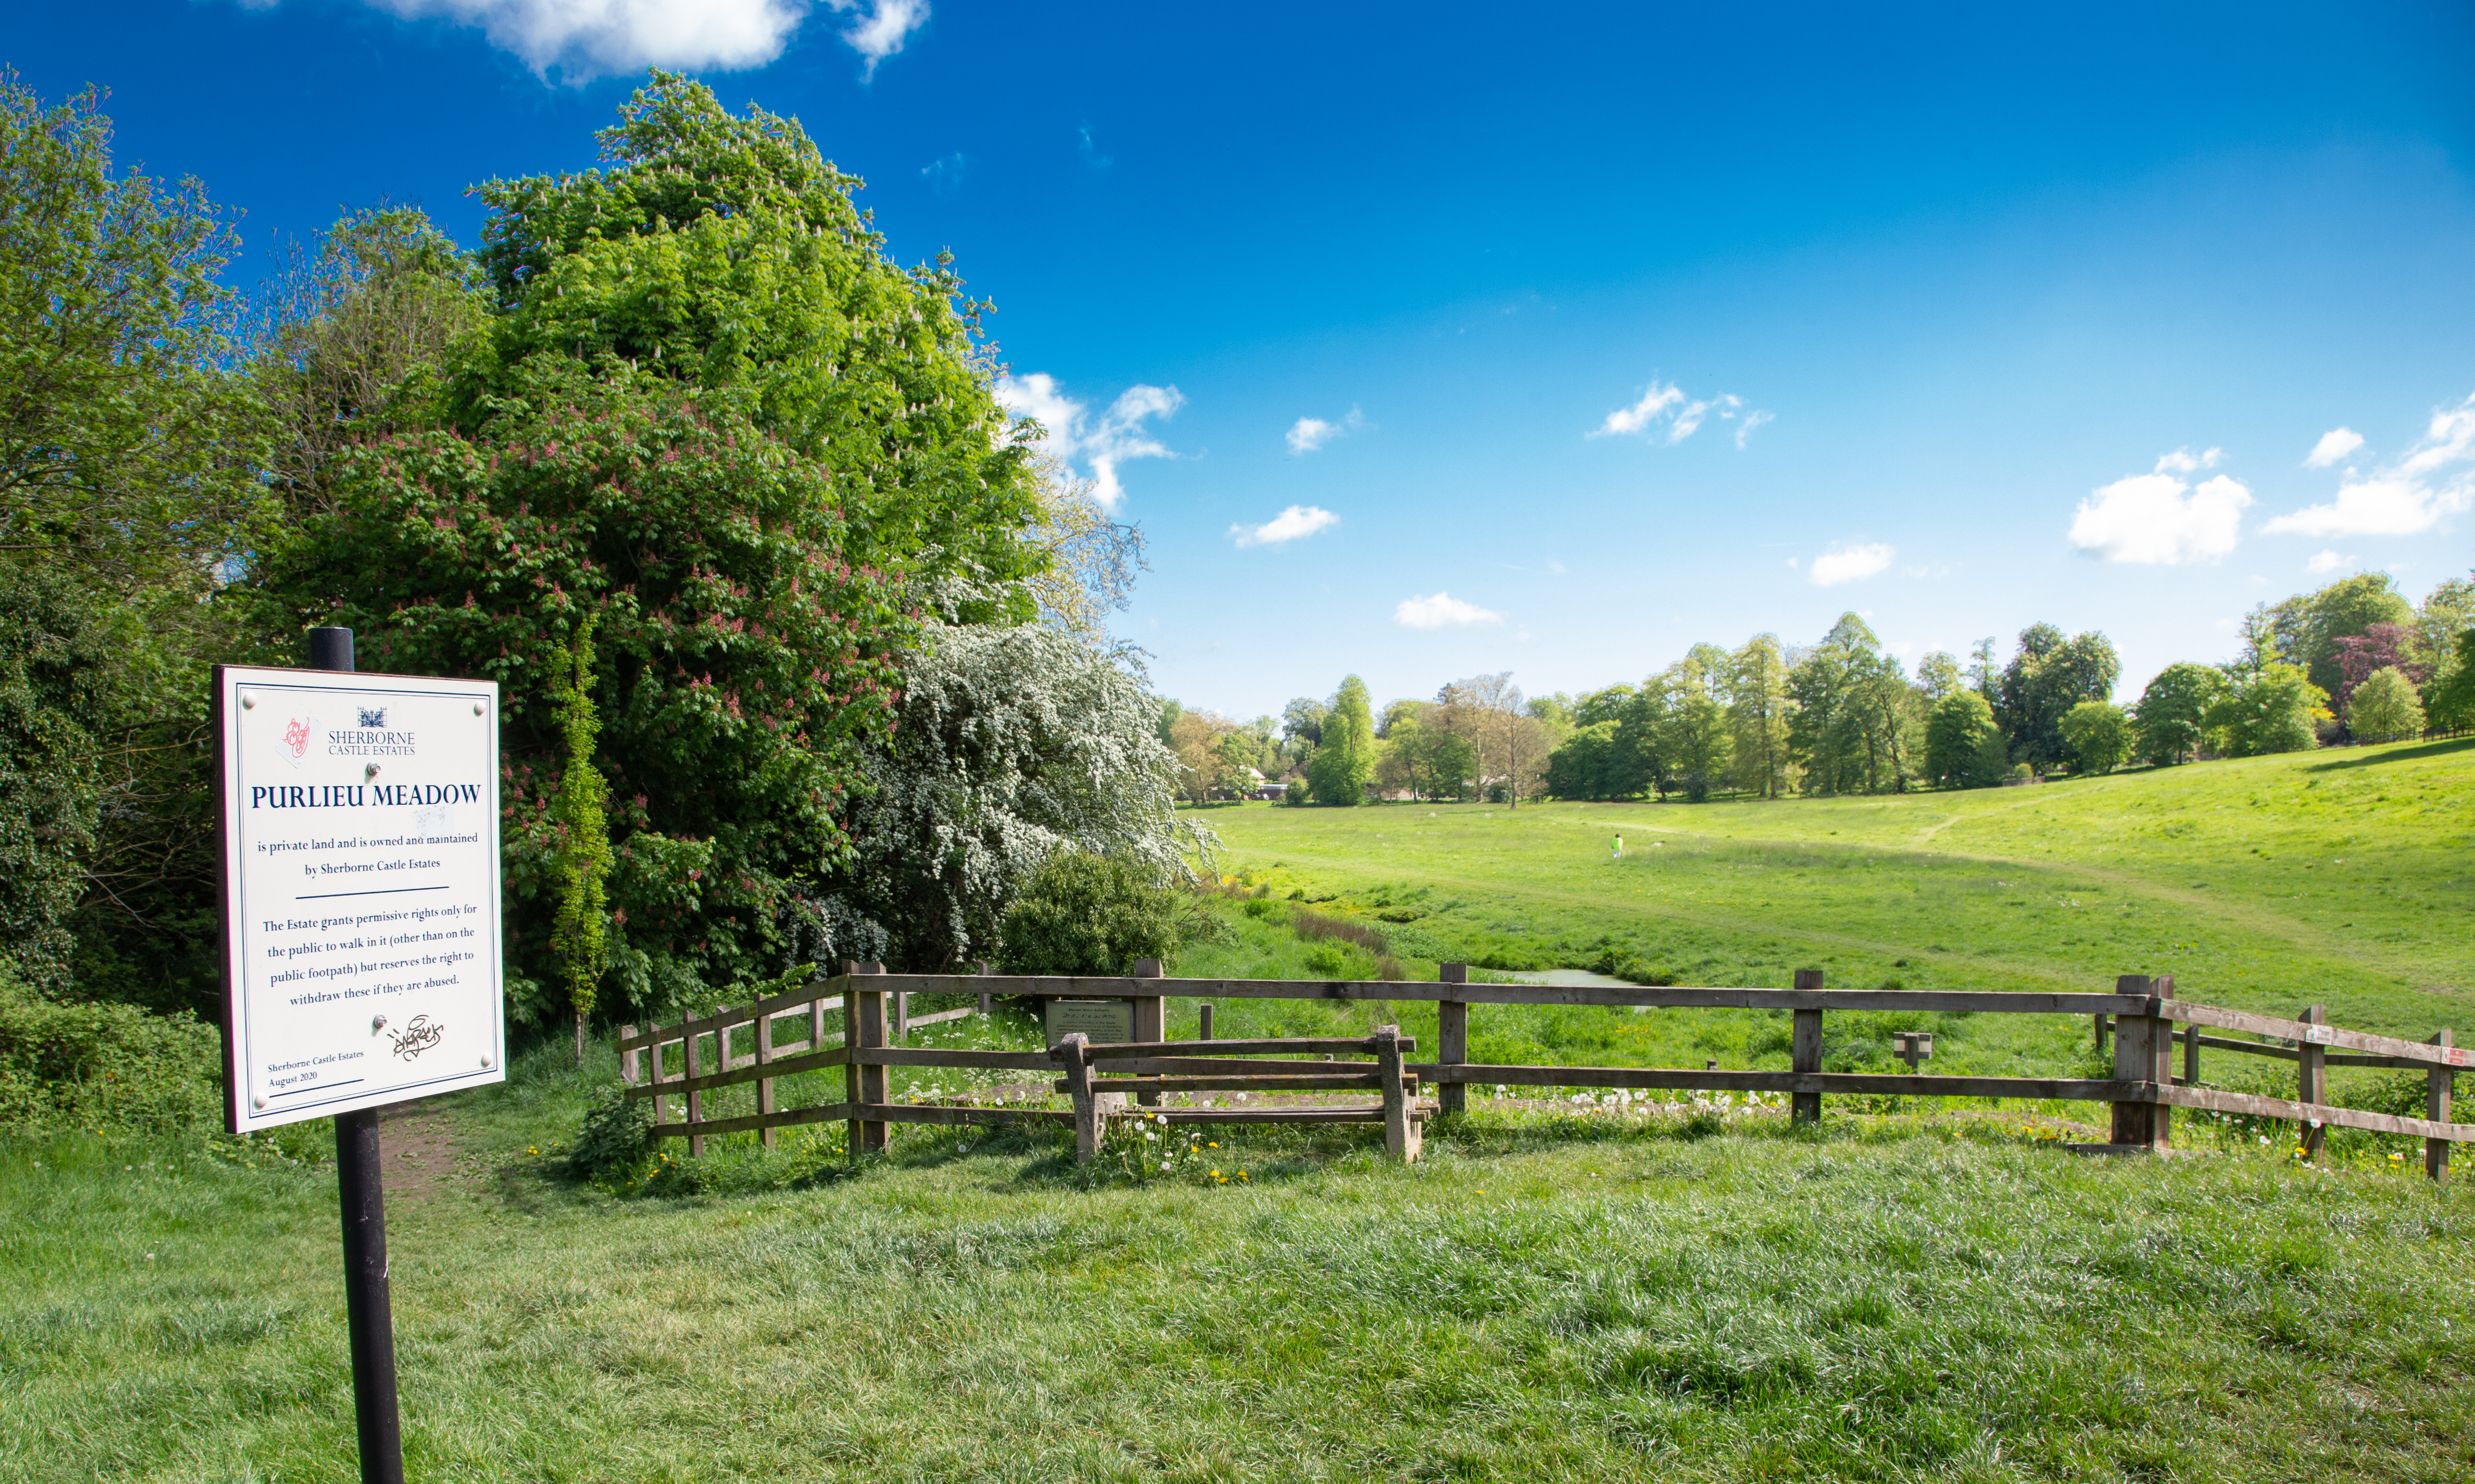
1164,570,2475,805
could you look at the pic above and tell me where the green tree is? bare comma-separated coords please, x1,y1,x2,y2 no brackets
2058,701,2134,774
2268,573,2414,700
1994,624,2121,768
1727,634,1794,798
2205,663,2326,757
2426,628,2475,729
2346,667,2425,741
1654,647,1733,801
466,72,1037,590
1925,690,2004,788
0,72,266,593
547,613,612,1064
1307,676,1376,806
2130,662,2223,765
1545,720,1625,800
0,74,274,1014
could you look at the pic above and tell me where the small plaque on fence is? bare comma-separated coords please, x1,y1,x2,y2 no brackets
1046,998,1137,1046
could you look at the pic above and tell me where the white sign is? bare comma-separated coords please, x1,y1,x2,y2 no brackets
216,665,506,1132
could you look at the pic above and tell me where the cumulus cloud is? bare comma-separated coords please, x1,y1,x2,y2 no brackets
355,0,817,75
2305,550,2354,574
1231,505,1339,548
2068,460,2252,564
2303,427,2364,469
1395,592,1504,629
1807,543,1895,587
1590,380,1769,446
994,373,1185,509
1286,407,1368,454
2264,393,2475,538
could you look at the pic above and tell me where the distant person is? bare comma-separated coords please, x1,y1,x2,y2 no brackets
1612,833,1624,859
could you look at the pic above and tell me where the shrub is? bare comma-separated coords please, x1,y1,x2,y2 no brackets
568,1084,654,1186
999,852,1182,976
0,967,222,1133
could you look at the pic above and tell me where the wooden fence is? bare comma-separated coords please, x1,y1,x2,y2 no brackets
614,963,2470,1174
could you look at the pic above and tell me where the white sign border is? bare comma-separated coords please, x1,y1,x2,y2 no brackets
216,664,509,1133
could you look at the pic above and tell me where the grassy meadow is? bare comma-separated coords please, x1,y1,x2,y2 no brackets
11,1051,2475,1483
7,738,2475,1481
1180,737,2473,1114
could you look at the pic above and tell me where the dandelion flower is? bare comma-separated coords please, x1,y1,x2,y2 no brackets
1161,1161,1172,1171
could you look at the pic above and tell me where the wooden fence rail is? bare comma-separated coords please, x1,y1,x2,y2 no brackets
616,962,2467,1177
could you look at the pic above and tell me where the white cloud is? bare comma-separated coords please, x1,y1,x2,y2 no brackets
994,373,1185,509
1395,592,1504,629
1231,505,1339,548
1807,542,1896,587
2153,446,2224,475
2068,464,2252,564
825,0,927,75
2303,427,2364,469
357,0,815,75
920,152,966,197
2305,550,2354,574
1286,407,1368,454
1590,380,1768,445
2265,393,2475,538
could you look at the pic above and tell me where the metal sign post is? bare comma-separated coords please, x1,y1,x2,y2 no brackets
215,626,506,1483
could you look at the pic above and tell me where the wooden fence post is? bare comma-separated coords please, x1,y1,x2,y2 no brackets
1133,958,1166,1108
647,1031,666,1130
755,1002,777,1150
1198,1004,1214,1040
1060,1033,1102,1162
620,1025,639,1086
893,985,909,1045
2298,1003,2327,1161
976,960,992,1019
684,1013,707,1158
1376,1024,1419,1164
1791,969,1823,1124
2108,974,2172,1151
852,962,889,1157
2429,1029,2453,1183
810,988,827,1052
1438,963,1469,1117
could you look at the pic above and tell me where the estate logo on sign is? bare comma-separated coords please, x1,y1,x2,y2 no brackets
217,664,506,1132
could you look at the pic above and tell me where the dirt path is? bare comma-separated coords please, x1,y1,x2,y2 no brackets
377,1100,469,1203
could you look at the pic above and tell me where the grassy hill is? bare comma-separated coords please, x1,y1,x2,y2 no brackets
1188,738,2472,1055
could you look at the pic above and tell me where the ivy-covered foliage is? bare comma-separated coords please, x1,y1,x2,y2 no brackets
0,565,111,990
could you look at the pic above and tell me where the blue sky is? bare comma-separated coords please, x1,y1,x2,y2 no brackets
20,1,2475,717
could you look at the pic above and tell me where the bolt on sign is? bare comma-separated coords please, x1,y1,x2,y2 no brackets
215,665,506,1132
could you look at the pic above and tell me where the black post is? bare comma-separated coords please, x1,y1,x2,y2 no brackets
312,625,406,1484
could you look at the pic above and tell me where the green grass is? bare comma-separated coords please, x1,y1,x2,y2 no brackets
1184,739,2475,1108
9,1047,2475,1482
10,740,2475,1480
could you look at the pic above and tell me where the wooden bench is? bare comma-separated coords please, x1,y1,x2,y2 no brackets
1050,1027,1434,1164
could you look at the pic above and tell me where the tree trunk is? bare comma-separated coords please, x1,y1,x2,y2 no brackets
575,1005,587,1067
